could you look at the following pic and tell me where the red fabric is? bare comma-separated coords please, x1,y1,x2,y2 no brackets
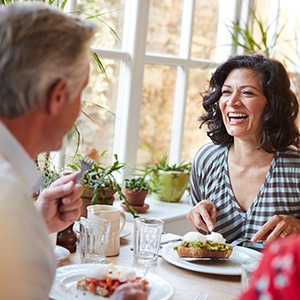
239,235,300,300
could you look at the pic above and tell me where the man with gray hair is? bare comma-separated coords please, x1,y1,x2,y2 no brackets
0,3,96,299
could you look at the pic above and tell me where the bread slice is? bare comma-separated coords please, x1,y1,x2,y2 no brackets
176,245,232,259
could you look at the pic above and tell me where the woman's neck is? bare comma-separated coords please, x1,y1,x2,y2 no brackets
229,140,274,168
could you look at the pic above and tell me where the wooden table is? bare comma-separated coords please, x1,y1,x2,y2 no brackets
58,222,242,300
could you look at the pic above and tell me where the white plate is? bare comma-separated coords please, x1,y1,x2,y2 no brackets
73,221,131,238
54,246,70,263
49,264,174,300
161,242,262,276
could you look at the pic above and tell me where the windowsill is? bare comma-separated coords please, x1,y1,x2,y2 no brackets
114,192,196,235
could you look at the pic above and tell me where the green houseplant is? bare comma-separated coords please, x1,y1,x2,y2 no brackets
124,176,150,207
227,9,287,57
145,155,191,203
67,151,138,218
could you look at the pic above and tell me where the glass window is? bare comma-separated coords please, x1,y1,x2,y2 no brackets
65,58,120,166
191,0,219,59
182,67,213,160
77,0,125,49
57,0,300,177
146,0,182,54
136,64,176,168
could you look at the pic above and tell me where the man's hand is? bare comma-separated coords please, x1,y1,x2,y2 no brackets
186,200,217,232
35,172,83,233
110,282,148,300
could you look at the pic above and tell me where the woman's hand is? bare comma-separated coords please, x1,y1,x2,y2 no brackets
35,172,83,233
251,214,300,244
186,200,217,232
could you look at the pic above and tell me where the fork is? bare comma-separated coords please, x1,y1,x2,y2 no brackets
230,238,265,247
75,155,94,183
194,291,209,300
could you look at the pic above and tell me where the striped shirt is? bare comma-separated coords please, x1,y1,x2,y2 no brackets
190,142,300,251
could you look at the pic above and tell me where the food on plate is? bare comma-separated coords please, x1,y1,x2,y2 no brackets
174,231,233,259
76,264,149,297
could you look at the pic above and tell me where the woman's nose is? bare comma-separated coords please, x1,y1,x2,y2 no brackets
226,93,241,107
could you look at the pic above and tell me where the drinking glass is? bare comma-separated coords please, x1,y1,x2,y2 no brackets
133,217,164,265
241,260,259,290
79,217,111,264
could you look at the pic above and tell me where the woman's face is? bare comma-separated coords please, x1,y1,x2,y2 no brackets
218,68,267,142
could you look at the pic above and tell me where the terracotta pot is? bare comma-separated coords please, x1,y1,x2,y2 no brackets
80,185,116,217
124,188,148,207
81,185,117,199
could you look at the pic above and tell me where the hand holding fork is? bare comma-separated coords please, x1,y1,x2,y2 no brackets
75,155,94,183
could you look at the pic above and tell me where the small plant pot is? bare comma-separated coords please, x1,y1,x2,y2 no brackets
150,171,189,202
81,185,117,199
124,188,148,207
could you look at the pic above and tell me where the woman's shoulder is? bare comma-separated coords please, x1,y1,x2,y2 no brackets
193,142,227,164
277,146,300,160
195,142,227,156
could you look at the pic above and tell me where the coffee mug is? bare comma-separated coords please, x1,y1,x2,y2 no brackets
87,205,126,256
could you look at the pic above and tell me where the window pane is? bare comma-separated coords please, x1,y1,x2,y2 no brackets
147,0,182,54
77,0,125,49
65,59,120,165
182,68,212,161
136,65,176,167
191,0,219,59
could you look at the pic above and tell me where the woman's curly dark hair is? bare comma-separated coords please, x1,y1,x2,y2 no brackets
199,53,300,153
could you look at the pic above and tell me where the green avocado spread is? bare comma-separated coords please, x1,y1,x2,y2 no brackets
173,240,232,251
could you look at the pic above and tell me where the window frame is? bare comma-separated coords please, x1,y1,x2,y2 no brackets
59,0,286,181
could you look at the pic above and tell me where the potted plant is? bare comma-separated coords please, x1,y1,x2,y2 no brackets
67,150,138,218
124,176,150,207
145,155,191,203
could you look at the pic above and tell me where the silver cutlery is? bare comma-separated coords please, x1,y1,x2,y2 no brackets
194,291,209,300
75,155,94,182
160,238,182,245
230,238,265,247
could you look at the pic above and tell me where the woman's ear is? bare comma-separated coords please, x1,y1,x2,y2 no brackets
45,79,67,115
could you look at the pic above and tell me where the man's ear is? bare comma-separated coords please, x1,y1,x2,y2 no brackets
45,79,67,115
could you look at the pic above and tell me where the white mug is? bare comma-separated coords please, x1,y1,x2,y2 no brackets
87,205,126,256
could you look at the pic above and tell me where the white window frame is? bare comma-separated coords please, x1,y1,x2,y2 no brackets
60,0,283,181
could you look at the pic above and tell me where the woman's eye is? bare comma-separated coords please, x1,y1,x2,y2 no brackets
221,90,231,95
242,90,255,96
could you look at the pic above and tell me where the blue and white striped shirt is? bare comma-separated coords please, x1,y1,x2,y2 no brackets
190,142,300,251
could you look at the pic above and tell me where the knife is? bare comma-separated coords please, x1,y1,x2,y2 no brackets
160,238,182,245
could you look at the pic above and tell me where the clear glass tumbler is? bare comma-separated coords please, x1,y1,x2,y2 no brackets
134,217,164,265
79,217,111,264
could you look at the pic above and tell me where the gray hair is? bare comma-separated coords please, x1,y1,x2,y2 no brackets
0,3,97,117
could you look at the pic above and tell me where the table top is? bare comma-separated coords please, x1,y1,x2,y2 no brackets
57,222,243,300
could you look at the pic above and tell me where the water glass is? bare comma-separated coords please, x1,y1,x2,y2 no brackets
134,217,164,265
79,217,111,264
241,260,259,290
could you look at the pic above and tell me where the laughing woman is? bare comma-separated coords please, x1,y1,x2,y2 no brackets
187,54,300,251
